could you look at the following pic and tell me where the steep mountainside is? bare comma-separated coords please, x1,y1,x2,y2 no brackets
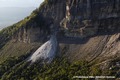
0,0,120,79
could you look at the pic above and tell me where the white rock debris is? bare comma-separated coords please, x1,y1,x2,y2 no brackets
28,35,58,63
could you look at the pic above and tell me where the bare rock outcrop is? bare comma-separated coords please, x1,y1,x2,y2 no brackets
9,0,120,65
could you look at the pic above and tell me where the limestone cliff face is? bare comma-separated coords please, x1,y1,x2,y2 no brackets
12,0,120,42
11,0,120,65
66,0,120,19
12,25,49,43
44,0,120,20
11,13,51,43
38,0,120,65
60,0,120,37
11,0,66,43
41,0,66,23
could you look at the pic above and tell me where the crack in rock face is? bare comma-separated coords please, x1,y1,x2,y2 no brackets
28,35,58,63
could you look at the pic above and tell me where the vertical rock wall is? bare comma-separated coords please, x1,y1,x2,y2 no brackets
12,0,120,42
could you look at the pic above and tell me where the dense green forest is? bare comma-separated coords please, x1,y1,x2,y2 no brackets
0,53,117,80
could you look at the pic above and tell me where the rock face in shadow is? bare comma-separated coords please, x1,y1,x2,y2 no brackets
67,0,120,19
